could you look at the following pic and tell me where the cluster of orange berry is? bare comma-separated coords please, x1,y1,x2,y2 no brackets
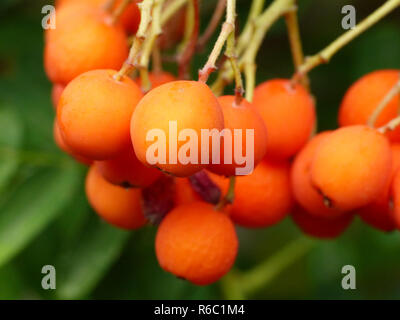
44,0,400,286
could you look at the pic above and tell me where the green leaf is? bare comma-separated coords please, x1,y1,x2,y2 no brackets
0,164,81,267
0,106,23,193
56,220,130,299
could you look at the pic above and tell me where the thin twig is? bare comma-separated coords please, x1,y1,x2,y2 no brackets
197,0,227,51
293,0,400,82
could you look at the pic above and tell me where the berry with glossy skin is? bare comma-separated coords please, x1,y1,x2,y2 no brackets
131,80,224,177
208,96,268,177
338,70,400,141
155,201,238,285
53,120,92,165
291,131,344,219
358,143,400,232
210,160,293,228
85,166,147,230
45,4,128,85
292,207,354,239
253,79,316,159
311,125,392,212
95,146,161,188
58,69,143,160
51,83,65,109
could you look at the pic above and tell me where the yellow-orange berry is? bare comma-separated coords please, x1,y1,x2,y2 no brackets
85,166,147,230
208,96,268,177
131,81,224,177
58,69,143,160
45,5,128,85
311,125,392,212
253,79,316,159
155,202,238,285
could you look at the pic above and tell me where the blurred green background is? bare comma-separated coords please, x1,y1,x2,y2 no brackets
1,0,400,300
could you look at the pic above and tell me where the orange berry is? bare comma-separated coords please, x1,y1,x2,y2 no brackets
174,178,201,206
85,166,147,230
292,207,354,239
56,0,141,34
358,143,400,232
155,202,238,285
95,146,161,188
210,160,293,228
208,96,268,177
311,125,392,212
53,119,92,166
58,69,143,160
338,70,400,141
253,79,316,159
45,4,128,85
131,81,224,177
51,83,65,109
291,131,344,219
135,72,176,91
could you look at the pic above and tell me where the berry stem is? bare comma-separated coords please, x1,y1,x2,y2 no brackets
293,0,400,82
244,61,256,101
115,0,155,80
216,176,236,211
236,0,266,56
198,0,237,83
284,4,310,90
378,115,400,134
239,237,314,296
196,0,227,52
226,29,244,104
211,0,295,95
110,0,132,25
368,74,400,127
138,0,165,89
177,0,200,79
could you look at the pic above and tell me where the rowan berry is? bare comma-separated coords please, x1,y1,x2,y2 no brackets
130,80,224,177
210,160,293,228
57,69,143,160
208,96,268,177
338,70,400,141
291,131,344,219
155,201,238,285
311,125,392,212
45,4,128,85
51,84,65,109
85,166,147,230
95,146,162,188
252,79,316,159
